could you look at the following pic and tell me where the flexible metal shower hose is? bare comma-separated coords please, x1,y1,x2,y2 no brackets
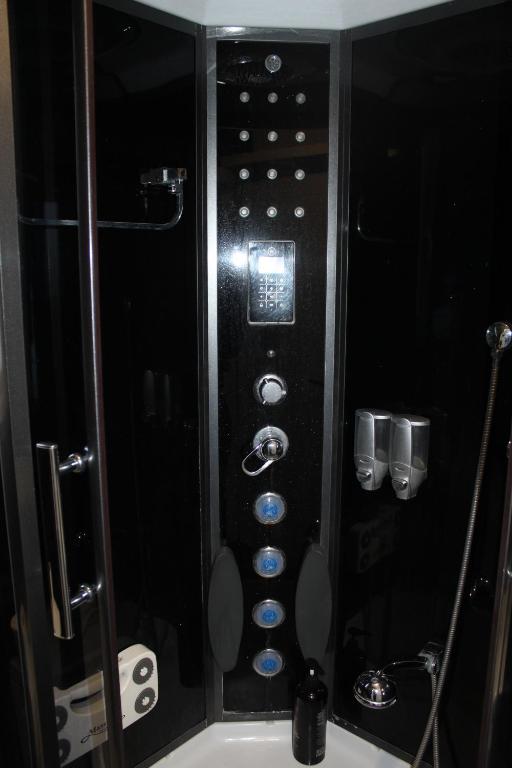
431,669,440,768
411,357,500,767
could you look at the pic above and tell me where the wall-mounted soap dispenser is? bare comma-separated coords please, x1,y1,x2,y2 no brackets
389,414,430,500
354,409,392,490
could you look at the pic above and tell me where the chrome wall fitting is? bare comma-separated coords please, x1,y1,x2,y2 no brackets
354,646,444,711
20,167,187,232
486,321,512,358
241,426,289,476
353,671,397,710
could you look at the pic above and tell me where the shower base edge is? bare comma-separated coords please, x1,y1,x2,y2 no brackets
154,720,409,768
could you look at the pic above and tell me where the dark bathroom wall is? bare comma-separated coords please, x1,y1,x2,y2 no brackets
333,3,512,766
93,3,206,764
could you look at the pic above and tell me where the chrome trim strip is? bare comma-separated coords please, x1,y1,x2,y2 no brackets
478,419,512,766
320,32,340,553
0,1,58,763
72,2,125,764
206,32,223,722
210,26,335,42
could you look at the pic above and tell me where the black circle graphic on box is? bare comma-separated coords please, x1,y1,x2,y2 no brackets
55,705,68,732
135,687,156,714
132,657,154,685
58,739,71,764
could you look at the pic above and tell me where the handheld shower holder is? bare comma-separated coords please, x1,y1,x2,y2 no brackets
353,643,444,710
486,320,512,359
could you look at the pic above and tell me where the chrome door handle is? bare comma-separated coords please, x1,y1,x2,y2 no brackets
36,442,95,640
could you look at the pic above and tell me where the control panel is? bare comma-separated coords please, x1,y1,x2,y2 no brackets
216,36,332,714
248,241,295,324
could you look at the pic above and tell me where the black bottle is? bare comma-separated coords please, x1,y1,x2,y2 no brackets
292,659,327,765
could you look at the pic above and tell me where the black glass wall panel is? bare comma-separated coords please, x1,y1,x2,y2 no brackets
334,4,512,767
93,3,205,765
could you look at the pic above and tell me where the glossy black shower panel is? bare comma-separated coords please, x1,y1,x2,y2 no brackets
215,38,332,714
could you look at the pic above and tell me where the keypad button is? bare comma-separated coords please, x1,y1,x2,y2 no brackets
239,206,250,218
267,168,278,180
296,92,306,104
268,92,278,103
239,130,250,142
267,130,278,142
240,91,250,103
295,131,306,143
267,207,278,218
295,168,305,180
294,206,305,218
239,168,250,180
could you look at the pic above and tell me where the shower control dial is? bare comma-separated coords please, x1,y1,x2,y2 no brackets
261,438,283,460
254,492,286,524
241,426,289,476
254,374,287,406
253,648,284,677
253,547,286,578
253,599,285,628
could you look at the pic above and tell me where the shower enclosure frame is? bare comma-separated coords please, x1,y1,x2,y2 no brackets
1,0,512,767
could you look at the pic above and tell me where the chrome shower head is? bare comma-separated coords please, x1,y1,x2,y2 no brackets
486,321,512,358
353,670,397,710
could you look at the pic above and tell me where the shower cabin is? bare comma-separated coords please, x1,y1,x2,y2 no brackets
1,0,512,767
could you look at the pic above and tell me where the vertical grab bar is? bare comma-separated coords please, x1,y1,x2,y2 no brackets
71,2,125,766
36,442,94,640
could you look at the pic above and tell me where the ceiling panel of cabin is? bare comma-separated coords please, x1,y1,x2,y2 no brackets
136,0,448,29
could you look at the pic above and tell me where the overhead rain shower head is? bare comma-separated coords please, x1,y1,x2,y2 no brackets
486,321,512,358
353,670,397,710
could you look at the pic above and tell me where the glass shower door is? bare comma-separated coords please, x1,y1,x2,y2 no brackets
4,0,205,766
4,0,125,766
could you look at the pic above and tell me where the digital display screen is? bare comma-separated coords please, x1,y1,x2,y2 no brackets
258,255,285,274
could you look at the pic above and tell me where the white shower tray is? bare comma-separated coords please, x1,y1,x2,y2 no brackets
155,721,409,768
